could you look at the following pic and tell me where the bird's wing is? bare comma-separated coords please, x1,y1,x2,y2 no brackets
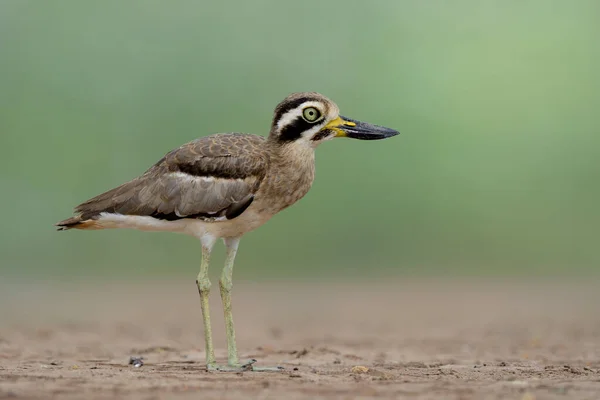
74,134,269,222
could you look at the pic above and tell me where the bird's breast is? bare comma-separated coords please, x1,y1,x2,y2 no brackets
255,151,316,215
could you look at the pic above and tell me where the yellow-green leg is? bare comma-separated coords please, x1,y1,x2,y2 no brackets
216,237,283,372
220,237,240,367
196,236,216,370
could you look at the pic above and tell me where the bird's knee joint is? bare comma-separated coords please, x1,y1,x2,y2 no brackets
196,278,211,293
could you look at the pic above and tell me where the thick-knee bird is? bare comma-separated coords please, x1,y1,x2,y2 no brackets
56,92,400,371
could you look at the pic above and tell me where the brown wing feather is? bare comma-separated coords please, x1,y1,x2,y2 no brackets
58,134,268,227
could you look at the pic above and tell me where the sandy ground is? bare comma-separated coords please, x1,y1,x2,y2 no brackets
1,278,599,399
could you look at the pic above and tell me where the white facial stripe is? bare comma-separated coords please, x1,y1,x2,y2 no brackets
276,101,325,131
301,124,326,139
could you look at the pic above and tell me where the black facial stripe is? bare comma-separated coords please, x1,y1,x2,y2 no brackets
279,115,316,142
311,129,334,142
273,97,313,124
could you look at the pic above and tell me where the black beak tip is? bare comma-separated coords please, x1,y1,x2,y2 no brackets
340,116,400,140
378,127,401,139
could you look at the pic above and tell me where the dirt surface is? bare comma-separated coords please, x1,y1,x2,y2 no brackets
1,279,599,399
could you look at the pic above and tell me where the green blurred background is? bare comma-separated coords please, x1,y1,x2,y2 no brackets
1,1,598,281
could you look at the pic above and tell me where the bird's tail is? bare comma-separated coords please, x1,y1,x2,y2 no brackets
55,216,83,230
55,216,98,231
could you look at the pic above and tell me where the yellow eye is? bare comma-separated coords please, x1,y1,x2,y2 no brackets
302,107,321,122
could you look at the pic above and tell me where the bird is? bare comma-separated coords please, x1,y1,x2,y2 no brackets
55,92,400,372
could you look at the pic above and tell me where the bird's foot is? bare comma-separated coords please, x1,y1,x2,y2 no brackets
207,359,284,372
208,358,255,372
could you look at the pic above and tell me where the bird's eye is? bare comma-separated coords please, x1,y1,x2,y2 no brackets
302,107,321,123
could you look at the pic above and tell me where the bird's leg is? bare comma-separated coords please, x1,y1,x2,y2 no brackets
215,237,284,373
220,237,241,367
196,235,217,370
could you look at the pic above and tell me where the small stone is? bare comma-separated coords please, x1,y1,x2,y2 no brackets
129,356,144,368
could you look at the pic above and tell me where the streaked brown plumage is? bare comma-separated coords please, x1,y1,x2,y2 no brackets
57,134,269,228
55,92,400,372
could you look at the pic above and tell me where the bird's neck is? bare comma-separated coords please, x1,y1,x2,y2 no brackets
268,140,315,168
259,141,316,211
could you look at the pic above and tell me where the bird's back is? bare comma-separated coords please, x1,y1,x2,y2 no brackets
56,133,269,230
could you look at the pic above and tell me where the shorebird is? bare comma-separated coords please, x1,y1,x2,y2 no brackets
56,92,399,371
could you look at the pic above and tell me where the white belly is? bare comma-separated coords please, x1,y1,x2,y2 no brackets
95,207,273,240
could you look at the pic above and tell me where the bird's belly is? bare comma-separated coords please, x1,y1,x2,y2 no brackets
93,208,273,239
194,207,274,238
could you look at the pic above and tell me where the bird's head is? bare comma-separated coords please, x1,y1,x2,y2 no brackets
268,92,399,148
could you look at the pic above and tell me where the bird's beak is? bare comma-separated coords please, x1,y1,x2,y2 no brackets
324,116,400,140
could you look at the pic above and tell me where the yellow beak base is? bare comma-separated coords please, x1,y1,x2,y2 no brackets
323,116,357,137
